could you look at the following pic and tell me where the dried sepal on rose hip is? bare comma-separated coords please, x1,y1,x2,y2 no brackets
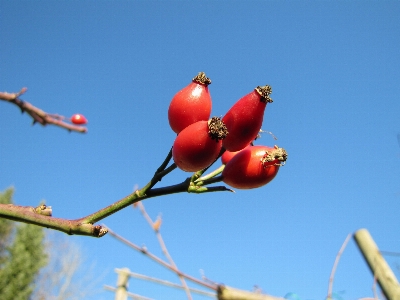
260,145,287,166
222,85,273,152
222,145,287,189
70,114,88,125
172,117,228,172
168,72,212,133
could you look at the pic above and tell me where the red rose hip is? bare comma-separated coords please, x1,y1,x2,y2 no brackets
222,85,272,152
168,72,212,133
172,117,228,172
222,145,287,189
70,114,88,125
221,144,251,165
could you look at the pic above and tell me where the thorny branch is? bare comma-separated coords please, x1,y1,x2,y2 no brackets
0,87,87,133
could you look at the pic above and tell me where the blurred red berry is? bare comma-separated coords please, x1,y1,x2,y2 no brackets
70,114,88,125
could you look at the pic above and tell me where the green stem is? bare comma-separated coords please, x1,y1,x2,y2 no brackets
145,163,177,192
194,175,224,187
0,172,231,237
74,170,228,224
195,165,225,183
0,147,232,237
83,161,178,224
155,147,173,174
144,147,176,192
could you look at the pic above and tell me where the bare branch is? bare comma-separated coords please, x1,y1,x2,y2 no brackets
111,268,216,298
327,233,352,299
0,87,87,133
0,203,107,237
0,142,231,236
137,202,192,299
104,225,218,291
0,87,27,100
200,269,220,287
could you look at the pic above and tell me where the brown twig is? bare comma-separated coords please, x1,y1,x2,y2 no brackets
104,225,218,291
200,269,220,287
327,233,352,299
0,87,87,133
0,203,107,237
136,202,193,300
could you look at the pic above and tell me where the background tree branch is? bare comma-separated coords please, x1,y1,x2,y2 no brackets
0,88,87,133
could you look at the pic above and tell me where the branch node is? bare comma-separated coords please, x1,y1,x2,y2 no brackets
33,204,52,216
93,224,108,237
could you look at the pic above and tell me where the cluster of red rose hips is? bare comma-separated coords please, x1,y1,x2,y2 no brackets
168,72,287,190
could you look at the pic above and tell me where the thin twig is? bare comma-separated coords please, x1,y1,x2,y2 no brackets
137,202,192,300
155,147,173,174
104,225,218,291
327,233,352,299
194,174,225,187
113,269,215,298
137,203,155,227
200,269,220,286
0,203,108,237
103,285,154,300
195,165,225,183
145,163,177,191
0,87,87,133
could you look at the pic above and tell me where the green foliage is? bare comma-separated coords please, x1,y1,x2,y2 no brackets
0,188,13,267
0,188,48,300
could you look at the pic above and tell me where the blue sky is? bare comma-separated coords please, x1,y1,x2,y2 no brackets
1,1,400,299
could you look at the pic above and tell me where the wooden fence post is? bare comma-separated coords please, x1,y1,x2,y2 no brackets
218,285,286,300
115,268,130,300
354,228,400,300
